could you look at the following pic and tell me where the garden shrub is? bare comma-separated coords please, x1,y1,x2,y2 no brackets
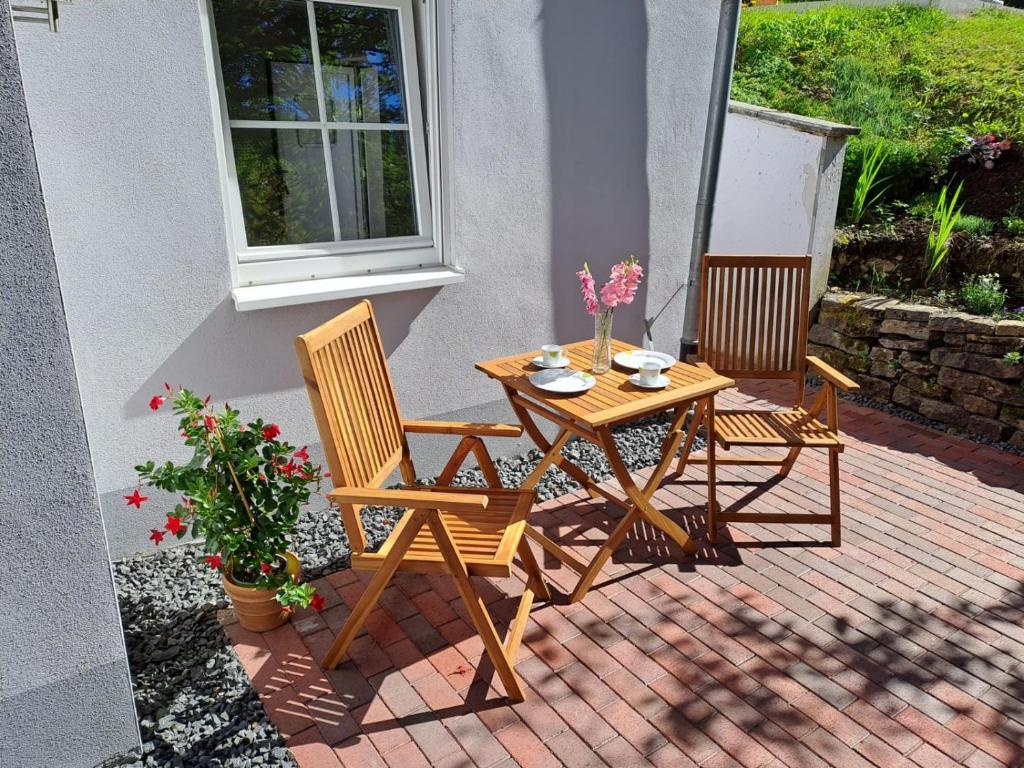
910,191,940,219
956,215,994,237
1003,217,1024,236
961,273,1006,315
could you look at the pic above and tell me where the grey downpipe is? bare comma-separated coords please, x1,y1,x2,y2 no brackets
679,0,741,359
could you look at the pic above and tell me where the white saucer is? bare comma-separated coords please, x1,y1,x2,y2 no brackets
614,350,677,371
529,369,596,394
531,354,570,369
629,373,671,390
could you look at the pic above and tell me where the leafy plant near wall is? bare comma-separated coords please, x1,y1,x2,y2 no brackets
849,142,889,224
925,182,963,285
130,387,325,610
961,273,1006,316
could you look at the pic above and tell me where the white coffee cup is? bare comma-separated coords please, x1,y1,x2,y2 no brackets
541,344,564,366
639,360,662,386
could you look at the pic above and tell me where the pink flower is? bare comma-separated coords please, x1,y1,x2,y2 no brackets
576,264,599,317
591,256,643,310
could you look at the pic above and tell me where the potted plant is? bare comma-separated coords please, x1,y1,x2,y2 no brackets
129,386,326,631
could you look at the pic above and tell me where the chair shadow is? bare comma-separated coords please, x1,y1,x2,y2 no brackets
670,472,837,550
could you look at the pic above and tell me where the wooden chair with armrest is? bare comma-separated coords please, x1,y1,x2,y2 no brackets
676,255,860,546
294,300,548,702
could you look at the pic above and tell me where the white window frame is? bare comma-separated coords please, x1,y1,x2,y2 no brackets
198,0,455,306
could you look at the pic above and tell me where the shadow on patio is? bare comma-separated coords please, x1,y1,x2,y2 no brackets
223,381,1024,768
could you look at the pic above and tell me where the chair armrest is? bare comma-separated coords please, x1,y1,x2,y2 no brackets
327,487,489,513
402,419,523,438
807,356,860,393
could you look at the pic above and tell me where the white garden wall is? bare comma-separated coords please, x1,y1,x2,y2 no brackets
712,101,858,305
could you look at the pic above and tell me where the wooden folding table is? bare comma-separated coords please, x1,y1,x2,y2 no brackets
476,339,734,602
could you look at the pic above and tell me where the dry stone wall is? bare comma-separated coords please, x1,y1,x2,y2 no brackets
809,291,1024,448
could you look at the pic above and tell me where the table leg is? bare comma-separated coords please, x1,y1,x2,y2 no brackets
501,386,592,575
568,408,698,602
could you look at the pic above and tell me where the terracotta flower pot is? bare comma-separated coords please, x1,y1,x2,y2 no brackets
223,552,302,632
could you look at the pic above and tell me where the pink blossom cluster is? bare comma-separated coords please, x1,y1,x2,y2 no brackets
576,265,599,316
576,256,644,316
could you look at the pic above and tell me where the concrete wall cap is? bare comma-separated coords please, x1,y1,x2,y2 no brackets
729,100,860,138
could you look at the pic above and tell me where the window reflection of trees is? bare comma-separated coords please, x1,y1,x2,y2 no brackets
212,0,417,247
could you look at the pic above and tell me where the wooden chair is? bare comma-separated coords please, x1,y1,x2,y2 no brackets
676,255,859,546
294,300,548,702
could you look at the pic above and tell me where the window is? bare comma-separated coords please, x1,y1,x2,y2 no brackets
203,0,453,302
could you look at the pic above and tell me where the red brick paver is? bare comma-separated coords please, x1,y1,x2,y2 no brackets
224,382,1024,768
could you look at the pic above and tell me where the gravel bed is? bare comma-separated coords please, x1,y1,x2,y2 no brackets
113,414,691,767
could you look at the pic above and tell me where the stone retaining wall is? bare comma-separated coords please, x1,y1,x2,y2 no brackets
809,291,1024,448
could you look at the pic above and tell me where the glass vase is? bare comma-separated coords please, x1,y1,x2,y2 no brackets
592,308,614,374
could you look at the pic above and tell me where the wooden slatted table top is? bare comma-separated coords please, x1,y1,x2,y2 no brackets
476,339,735,428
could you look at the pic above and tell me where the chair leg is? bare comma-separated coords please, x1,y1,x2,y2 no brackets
778,447,801,478
705,398,720,544
427,513,527,702
829,447,842,547
400,454,417,485
323,511,426,669
437,437,477,485
517,537,550,601
471,439,503,488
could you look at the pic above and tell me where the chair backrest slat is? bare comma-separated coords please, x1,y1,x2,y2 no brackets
698,254,812,383
294,301,406,492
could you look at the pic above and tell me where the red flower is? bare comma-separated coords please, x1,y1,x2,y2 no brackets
205,553,224,570
165,515,186,536
258,473,267,483
204,394,212,405
263,423,281,441
281,460,297,477
293,446,309,462
149,529,165,545
259,562,273,575
204,414,218,431
310,594,326,612
323,471,331,478
149,395,166,411
125,489,148,508
181,497,194,508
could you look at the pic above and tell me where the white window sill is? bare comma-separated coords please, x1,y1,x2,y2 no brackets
232,266,465,311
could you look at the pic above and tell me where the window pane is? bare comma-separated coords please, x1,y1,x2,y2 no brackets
330,129,417,240
315,4,407,124
232,128,335,246
213,0,319,121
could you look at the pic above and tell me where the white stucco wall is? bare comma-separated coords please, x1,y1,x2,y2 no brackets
712,102,857,304
14,0,720,556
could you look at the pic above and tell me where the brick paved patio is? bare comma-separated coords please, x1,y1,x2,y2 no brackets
224,381,1024,768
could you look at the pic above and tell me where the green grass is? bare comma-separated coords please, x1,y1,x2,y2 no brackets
732,6,1024,209
956,214,994,236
